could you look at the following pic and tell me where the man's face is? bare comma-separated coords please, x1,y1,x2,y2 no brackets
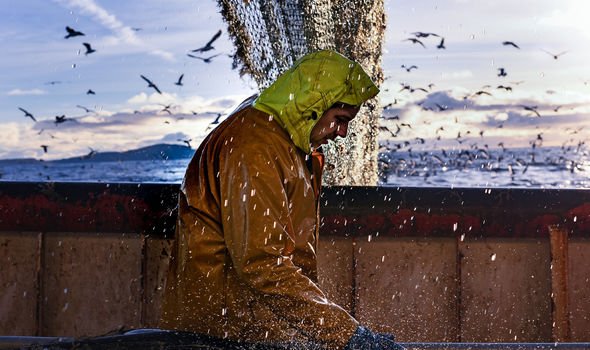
310,105,360,148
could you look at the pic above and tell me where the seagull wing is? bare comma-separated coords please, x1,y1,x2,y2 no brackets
140,75,153,85
205,29,222,47
83,42,94,53
502,41,520,49
206,53,222,60
151,83,162,94
187,53,203,60
65,26,84,38
556,50,569,57
140,75,162,94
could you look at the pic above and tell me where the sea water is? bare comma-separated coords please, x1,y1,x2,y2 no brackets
0,146,587,188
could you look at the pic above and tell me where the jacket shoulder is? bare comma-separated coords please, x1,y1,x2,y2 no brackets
221,107,296,155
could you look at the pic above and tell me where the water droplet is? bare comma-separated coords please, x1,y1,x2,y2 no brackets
453,223,458,231
490,253,497,261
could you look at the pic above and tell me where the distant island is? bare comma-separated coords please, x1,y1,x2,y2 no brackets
0,144,195,164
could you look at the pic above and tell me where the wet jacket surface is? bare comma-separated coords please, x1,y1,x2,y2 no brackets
160,50,378,349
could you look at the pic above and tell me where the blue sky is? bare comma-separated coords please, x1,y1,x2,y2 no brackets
1,0,589,160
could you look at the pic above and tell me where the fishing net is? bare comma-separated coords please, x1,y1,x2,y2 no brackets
217,0,385,186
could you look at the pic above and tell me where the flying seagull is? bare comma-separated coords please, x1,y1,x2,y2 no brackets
403,38,426,48
140,75,162,94
82,42,96,55
520,105,541,117
541,49,568,60
65,26,84,39
86,89,96,95
401,64,418,72
204,112,225,130
160,104,173,115
191,29,222,53
436,37,446,49
472,90,492,97
18,107,37,122
76,105,94,113
411,32,440,38
187,53,222,63
40,145,49,153
178,138,192,148
54,115,68,125
175,74,184,86
502,41,520,49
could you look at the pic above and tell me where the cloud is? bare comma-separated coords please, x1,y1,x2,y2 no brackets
127,91,178,106
378,87,590,149
0,93,248,160
126,92,243,115
440,70,474,80
7,88,47,96
160,132,192,143
149,49,175,61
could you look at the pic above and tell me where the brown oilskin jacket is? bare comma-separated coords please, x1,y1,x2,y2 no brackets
160,50,379,349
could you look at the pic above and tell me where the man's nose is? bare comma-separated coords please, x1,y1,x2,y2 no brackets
336,123,348,138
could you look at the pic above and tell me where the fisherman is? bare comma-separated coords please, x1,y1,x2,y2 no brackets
160,50,404,350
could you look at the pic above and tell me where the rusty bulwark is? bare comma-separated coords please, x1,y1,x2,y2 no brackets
1,183,590,238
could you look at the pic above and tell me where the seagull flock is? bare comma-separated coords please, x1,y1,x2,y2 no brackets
16,26,228,156
11,23,586,187
378,31,586,184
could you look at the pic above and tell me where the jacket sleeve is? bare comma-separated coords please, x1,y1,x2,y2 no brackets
219,146,358,349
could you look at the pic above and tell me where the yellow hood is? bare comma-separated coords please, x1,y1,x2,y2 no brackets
253,50,379,154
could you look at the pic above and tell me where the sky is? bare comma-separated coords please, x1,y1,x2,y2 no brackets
1,0,589,160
